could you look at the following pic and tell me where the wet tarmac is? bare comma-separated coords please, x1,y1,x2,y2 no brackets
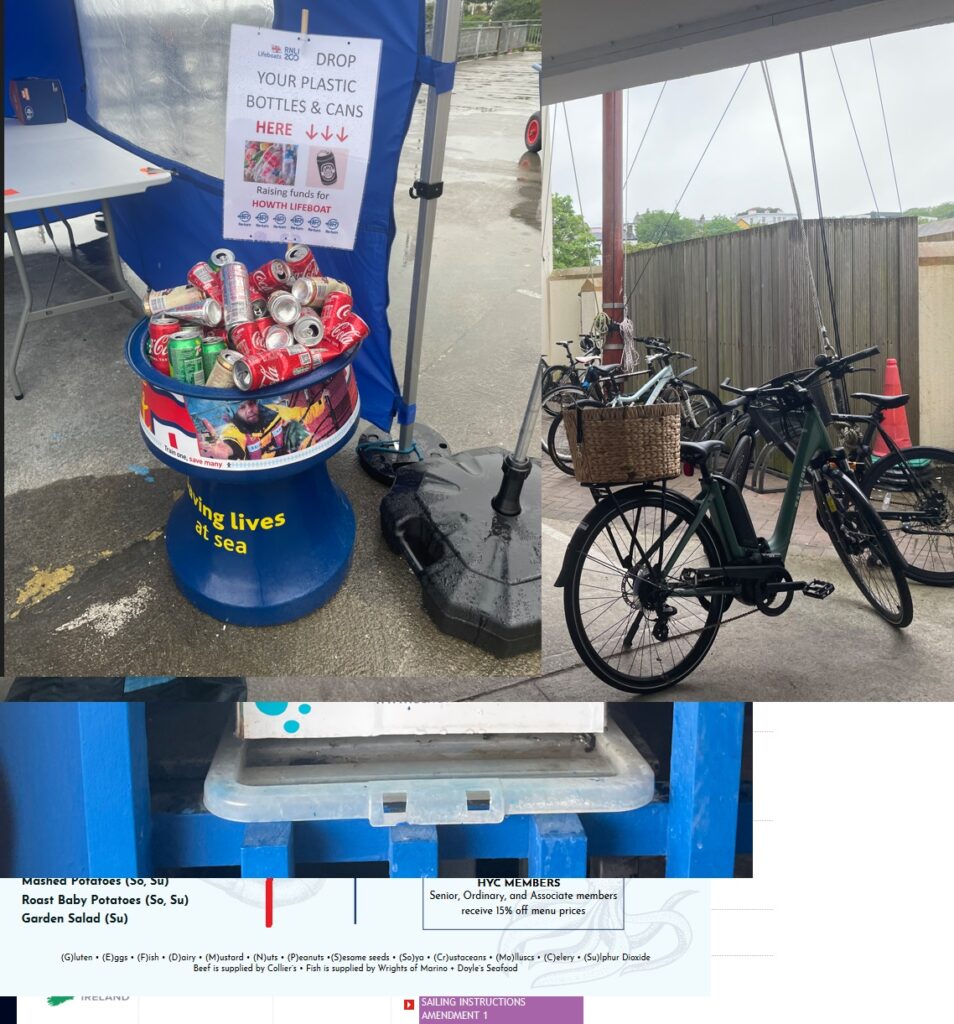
3,52,543,680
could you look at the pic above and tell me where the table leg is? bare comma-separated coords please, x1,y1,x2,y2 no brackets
53,207,79,252
4,214,34,400
100,197,141,311
37,209,56,244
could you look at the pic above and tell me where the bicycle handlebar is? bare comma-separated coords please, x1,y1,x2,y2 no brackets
718,346,881,409
813,345,879,368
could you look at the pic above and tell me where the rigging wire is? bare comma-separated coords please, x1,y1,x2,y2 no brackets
830,46,879,213
622,81,667,192
624,64,750,315
798,52,843,360
561,102,601,314
760,59,830,353
869,38,903,213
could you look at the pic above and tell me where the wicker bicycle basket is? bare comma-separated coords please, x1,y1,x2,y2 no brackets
562,402,681,485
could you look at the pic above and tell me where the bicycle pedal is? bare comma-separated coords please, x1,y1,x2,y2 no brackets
803,579,835,600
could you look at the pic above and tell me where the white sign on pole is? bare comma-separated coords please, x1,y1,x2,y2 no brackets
223,25,382,251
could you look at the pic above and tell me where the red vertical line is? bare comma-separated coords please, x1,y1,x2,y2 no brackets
265,877,274,928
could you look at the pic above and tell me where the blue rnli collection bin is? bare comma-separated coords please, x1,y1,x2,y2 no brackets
126,320,362,625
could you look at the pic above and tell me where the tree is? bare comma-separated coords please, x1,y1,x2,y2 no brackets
702,214,742,237
492,0,541,20
903,200,954,221
552,194,599,269
631,209,698,248
626,209,742,249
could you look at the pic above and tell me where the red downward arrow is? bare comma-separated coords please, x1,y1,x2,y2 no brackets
305,124,318,140
321,126,333,141
336,127,349,142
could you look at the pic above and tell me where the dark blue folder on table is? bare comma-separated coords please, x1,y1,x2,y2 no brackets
9,77,68,124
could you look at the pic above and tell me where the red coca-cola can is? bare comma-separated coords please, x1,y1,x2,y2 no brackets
319,290,353,333
285,244,320,279
148,314,180,342
187,262,223,302
249,259,291,295
148,315,179,374
229,321,266,357
249,286,268,320
204,328,228,343
234,345,320,391
253,316,275,338
334,312,370,350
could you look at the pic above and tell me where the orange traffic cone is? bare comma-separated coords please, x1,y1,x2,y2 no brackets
872,357,912,456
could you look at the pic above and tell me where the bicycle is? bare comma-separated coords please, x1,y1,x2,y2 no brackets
547,339,722,475
820,353,954,586
718,349,954,586
545,363,646,473
542,337,603,414
555,346,913,694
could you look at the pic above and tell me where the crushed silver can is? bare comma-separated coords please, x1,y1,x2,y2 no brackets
266,289,301,325
210,248,235,268
205,349,243,388
292,311,325,345
264,324,294,350
167,297,223,327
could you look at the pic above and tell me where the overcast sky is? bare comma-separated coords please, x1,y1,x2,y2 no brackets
548,23,954,226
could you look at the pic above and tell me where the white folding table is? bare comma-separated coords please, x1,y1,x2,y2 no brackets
3,118,172,398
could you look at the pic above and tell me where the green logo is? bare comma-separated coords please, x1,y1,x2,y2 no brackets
47,997,74,1007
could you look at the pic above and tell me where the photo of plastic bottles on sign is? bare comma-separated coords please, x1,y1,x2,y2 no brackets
224,25,382,250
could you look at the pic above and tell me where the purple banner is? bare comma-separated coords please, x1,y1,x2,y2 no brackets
419,996,584,1024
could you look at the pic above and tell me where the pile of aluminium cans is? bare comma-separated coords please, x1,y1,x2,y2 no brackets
143,245,368,391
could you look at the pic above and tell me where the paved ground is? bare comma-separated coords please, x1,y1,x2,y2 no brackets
3,53,543,679
540,460,954,701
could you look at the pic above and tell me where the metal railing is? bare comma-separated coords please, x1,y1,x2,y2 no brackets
426,20,541,60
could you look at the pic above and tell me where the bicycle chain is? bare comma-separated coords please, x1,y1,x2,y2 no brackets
623,605,761,653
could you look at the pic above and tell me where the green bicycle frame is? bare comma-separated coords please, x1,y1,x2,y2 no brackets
655,403,832,579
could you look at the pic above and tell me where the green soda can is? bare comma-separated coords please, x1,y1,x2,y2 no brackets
201,336,228,379
168,329,206,385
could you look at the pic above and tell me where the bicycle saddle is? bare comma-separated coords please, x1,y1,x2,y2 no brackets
680,440,725,467
557,340,574,353
850,392,909,410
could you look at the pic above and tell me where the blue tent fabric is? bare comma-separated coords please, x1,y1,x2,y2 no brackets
6,0,428,432
3,0,99,229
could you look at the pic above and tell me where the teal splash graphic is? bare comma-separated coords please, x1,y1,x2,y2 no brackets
254,701,313,733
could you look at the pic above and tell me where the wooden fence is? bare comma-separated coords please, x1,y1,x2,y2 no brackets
623,217,920,439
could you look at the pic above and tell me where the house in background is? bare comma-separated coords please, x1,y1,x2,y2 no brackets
736,206,796,228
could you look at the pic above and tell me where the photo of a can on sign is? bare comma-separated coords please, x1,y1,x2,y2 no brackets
306,146,348,190
223,25,382,250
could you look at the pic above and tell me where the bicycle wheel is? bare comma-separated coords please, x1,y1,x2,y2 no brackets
813,468,913,627
563,488,727,693
546,411,575,475
861,446,954,586
684,387,723,438
542,364,569,403
542,386,585,457
542,382,584,419
660,385,711,442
